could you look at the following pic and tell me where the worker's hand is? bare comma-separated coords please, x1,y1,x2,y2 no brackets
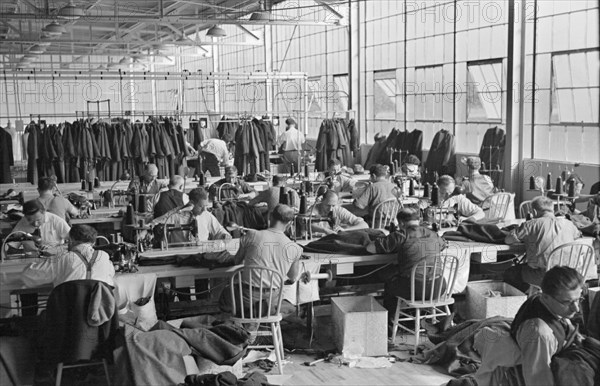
38,245,62,257
441,215,457,227
300,271,311,284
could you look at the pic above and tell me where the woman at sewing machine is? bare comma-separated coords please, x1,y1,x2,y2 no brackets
436,175,485,227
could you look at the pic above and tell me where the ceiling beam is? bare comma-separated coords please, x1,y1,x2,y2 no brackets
0,38,260,46
0,13,343,26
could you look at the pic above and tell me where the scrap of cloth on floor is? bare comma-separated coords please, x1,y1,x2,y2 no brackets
115,321,250,385
179,371,273,386
302,229,386,255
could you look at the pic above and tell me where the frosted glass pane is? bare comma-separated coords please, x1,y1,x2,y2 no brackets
573,88,593,122
552,55,571,88
588,51,600,87
556,89,575,122
549,127,567,162
570,53,588,88
590,88,599,123
582,126,600,164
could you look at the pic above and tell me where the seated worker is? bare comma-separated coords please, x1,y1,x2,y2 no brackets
472,266,585,386
366,208,447,315
36,177,79,221
21,224,115,288
460,156,495,205
353,164,398,218
219,204,303,315
128,163,166,195
187,187,231,241
199,138,230,177
400,154,422,180
11,199,70,256
504,196,581,292
310,190,368,235
153,175,189,219
436,175,485,226
209,166,256,201
249,175,299,213
325,158,357,196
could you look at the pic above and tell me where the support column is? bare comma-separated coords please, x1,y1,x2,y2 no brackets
504,0,527,198
212,37,221,114
264,24,274,113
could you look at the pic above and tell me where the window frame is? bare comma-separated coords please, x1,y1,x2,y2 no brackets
373,69,397,120
466,58,505,123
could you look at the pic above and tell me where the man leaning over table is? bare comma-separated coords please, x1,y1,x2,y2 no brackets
353,164,397,219
504,196,581,293
436,175,485,226
21,224,115,288
309,190,368,235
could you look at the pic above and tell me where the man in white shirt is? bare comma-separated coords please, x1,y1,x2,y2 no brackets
278,118,305,174
460,156,496,205
326,158,357,196
22,224,115,288
187,187,231,241
200,138,230,177
12,199,71,256
37,177,79,222
310,190,368,235
436,175,485,226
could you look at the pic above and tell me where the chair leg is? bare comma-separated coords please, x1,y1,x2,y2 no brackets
276,322,286,367
391,300,401,344
102,359,111,386
55,363,63,386
271,323,284,375
414,308,421,354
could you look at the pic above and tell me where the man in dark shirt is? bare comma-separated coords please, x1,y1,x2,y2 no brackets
366,208,447,314
153,175,189,219
209,166,256,201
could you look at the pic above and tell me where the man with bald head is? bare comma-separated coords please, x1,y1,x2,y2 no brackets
153,175,189,218
128,163,167,196
460,156,495,205
310,190,368,235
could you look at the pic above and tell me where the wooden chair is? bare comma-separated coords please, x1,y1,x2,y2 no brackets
391,254,459,353
482,192,512,221
229,265,286,374
519,200,532,219
372,198,402,230
547,242,595,278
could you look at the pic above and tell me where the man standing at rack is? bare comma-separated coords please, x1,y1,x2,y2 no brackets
278,117,305,174
199,137,231,177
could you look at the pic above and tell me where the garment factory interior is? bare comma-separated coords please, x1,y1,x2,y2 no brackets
0,0,599,385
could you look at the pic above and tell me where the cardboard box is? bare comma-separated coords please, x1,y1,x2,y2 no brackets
467,281,526,319
331,296,388,357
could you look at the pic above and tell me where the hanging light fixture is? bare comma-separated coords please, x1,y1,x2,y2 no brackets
42,21,67,36
250,1,271,21
29,45,46,54
23,54,38,61
58,1,85,20
206,25,226,38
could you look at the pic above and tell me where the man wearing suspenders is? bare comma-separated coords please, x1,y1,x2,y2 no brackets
22,225,115,288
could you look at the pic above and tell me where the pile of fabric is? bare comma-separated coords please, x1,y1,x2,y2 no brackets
25,116,191,184
315,118,359,171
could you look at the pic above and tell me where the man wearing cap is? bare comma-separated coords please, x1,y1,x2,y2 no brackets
460,156,496,205
11,199,71,256
278,117,305,173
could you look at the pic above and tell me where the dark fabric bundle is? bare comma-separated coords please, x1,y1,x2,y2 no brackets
442,223,511,244
303,229,386,255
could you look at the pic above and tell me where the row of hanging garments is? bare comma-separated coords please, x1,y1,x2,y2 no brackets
363,127,423,170
479,126,506,186
423,128,456,183
0,127,14,183
25,116,191,184
233,118,277,175
315,118,359,171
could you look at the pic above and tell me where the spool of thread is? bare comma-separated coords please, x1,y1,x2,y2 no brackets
279,186,288,205
561,170,568,182
299,194,307,214
529,176,536,190
138,219,145,228
138,195,147,213
389,163,394,176
131,192,138,212
555,176,563,195
431,183,439,206
198,171,205,186
125,204,134,225
290,164,295,177
94,177,100,188
88,181,94,192
568,179,576,198
81,180,86,190
423,182,431,198
287,190,295,208
432,222,439,232
546,172,553,190
304,164,309,178
409,178,415,197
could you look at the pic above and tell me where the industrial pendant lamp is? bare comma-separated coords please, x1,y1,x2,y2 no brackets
29,45,46,54
58,1,85,20
42,21,67,36
250,0,271,21
206,25,226,37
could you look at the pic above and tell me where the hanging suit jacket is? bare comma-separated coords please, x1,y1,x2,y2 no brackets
479,126,505,170
364,134,388,169
0,128,14,183
424,129,456,183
